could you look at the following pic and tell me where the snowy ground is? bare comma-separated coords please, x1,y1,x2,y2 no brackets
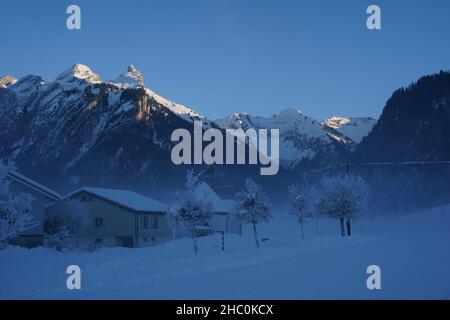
1,206,450,299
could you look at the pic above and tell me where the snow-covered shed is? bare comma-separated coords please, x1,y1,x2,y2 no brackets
7,171,62,247
194,182,241,235
56,187,172,249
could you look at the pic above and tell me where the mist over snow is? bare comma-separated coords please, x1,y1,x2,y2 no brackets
1,205,450,299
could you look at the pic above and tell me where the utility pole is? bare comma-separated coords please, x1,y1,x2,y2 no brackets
345,162,351,236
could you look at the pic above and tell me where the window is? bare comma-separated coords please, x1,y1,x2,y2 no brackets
143,237,148,242
94,217,103,228
151,237,156,242
151,216,159,229
95,238,103,244
141,216,149,229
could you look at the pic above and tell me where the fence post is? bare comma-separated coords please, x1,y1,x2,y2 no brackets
221,231,224,251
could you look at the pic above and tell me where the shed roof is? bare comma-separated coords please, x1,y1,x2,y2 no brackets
194,182,235,213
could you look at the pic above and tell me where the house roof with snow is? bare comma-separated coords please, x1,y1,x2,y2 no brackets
7,171,62,201
194,182,235,214
68,187,168,213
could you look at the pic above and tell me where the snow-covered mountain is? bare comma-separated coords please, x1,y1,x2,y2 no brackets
323,116,377,143
0,64,216,193
0,63,375,194
55,63,102,85
107,64,205,122
215,109,355,168
108,64,144,89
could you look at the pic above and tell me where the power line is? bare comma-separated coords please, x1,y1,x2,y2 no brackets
347,160,450,166
300,160,450,176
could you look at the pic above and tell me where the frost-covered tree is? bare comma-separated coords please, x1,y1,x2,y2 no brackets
315,174,368,237
168,170,213,255
44,199,89,251
235,178,271,249
0,162,34,249
288,183,314,240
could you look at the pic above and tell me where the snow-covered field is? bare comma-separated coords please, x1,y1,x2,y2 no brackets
1,206,450,300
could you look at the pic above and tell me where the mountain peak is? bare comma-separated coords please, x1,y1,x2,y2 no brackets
323,116,377,143
0,75,17,88
109,64,144,89
323,116,351,129
274,108,306,120
55,63,101,84
128,64,138,73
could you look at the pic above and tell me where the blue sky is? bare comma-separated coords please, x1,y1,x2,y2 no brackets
1,0,450,120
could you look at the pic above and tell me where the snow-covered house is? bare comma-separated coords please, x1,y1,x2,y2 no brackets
57,187,171,249
194,182,241,235
7,171,62,247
